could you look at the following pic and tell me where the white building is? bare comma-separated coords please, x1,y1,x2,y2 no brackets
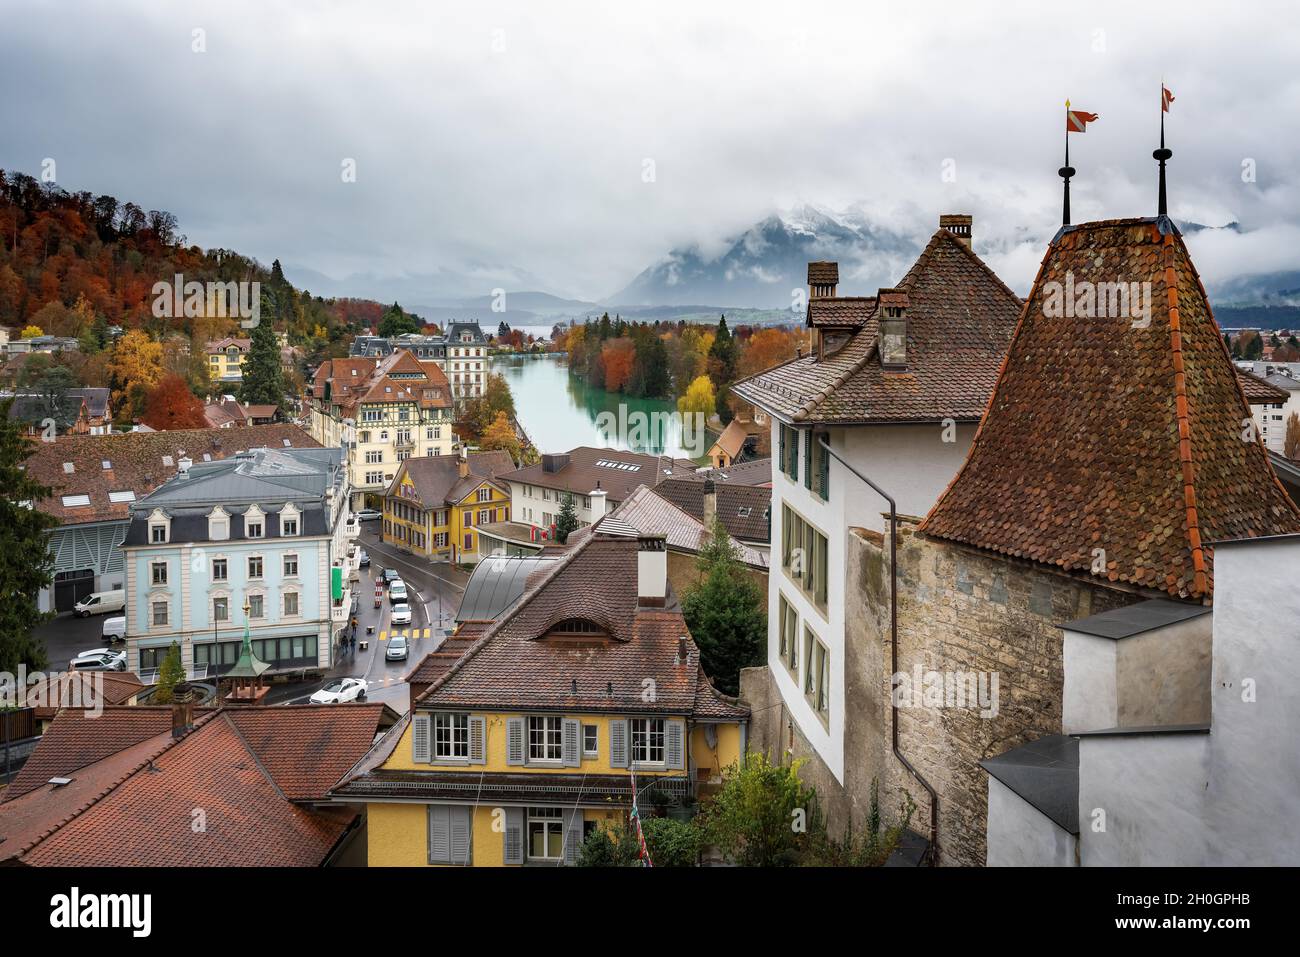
731,215,1023,782
350,321,489,400
984,533,1300,866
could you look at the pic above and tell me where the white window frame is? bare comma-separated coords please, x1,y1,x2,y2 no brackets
630,718,666,766
582,724,598,757
433,713,470,761
527,715,563,763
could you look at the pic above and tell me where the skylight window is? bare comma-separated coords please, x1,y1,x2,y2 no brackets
101,460,112,470
62,462,75,474
61,494,91,507
108,491,135,503
162,455,174,467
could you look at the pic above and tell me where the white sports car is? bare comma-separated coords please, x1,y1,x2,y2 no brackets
310,677,367,704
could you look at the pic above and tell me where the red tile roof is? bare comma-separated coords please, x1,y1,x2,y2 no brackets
500,446,699,503
3,704,389,866
21,424,321,525
416,532,747,718
23,670,146,721
920,218,1300,599
733,228,1022,423
1237,369,1291,405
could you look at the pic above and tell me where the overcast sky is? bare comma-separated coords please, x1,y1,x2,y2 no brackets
2,0,1297,301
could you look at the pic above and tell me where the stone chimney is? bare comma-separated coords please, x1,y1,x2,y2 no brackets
171,682,195,739
636,536,667,607
590,486,607,521
702,478,718,532
177,456,193,478
458,445,469,479
676,636,689,665
807,261,839,299
939,214,973,247
877,289,910,369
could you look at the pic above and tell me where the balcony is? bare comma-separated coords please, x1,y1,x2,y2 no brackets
344,518,360,539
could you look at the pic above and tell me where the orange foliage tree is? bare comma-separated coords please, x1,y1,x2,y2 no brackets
141,373,208,431
601,338,637,393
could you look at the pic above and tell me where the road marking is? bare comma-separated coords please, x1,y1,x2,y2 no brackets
422,627,431,639
378,631,387,641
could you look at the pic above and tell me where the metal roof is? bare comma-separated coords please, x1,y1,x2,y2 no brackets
456,555,558,623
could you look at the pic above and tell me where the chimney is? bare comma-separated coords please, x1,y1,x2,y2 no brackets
177,456,193,477
676,636,689,665
636,536,667,607
171,682,195,739
939,214,972,248
702,478,717,531
458,445,469,479
807,261,839,299
877,289,909,369
590,486,607,520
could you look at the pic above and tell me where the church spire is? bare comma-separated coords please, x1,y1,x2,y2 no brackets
1154,84,1175,217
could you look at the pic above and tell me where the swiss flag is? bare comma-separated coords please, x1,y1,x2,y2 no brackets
1066,109,1099,132
1162,85,1175,112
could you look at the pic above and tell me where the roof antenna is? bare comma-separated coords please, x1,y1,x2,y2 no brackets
1155,82,1175,218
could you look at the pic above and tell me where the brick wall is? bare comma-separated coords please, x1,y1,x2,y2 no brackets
741,519,1137,866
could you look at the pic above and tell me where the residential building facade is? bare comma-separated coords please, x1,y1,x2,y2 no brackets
350,321,489,400
120,446,359,678
331,528,748,866
382,449,515,564
731,215,1024,786
307,351,455,509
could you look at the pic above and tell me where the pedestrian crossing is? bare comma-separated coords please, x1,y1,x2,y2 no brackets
377,627,435,641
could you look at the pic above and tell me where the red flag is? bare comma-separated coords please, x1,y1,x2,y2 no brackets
1162,85,1175,112
1066,109,1099,132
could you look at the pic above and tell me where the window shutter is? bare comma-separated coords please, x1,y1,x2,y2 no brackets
503,807,524,865
818,437,829,498
609,719,628,768
450,806,472,865
563,808,584,866
468,716,486,764
803,430,812,489
428,805,450,864
779,426,787,476
562,718,581,767
506,717,524,765
412,714,431,764
666,720,685,770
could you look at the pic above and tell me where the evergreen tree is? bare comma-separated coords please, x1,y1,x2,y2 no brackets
378,301,419,337
681,517,766,695
239,299,286,408
0,399,58,671
555,494,579,544
708,316,739,424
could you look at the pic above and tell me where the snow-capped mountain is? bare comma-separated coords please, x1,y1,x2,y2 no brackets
609,204,922,308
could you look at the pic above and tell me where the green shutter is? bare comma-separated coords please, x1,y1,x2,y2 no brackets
778,426,787,476
818,436,830,499
803,430,812,489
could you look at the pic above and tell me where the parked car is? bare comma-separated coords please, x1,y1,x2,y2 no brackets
385,635,409,661
74,590,126,618
390,603,412,626
69,648,127,672
309,677,367,704
389,580,408,604
101,616,126,644
358,549,370,567
381,568,401,587
356,508,382,522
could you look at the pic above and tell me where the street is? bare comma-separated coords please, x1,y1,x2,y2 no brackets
31,524,472,716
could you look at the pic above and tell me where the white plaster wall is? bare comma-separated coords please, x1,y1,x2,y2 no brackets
765,419,977,783
1062,630,1118,733
986,778,1077,867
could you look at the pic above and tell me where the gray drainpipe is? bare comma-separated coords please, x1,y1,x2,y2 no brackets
817,433,939,864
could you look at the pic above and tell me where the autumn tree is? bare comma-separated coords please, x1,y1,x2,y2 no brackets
0,399,57,671
479,410,521,461
1285,412,1300,461
108,328,164,421
142,374,208,430
740,327,801,377
677,375,716,421
602,338,637,393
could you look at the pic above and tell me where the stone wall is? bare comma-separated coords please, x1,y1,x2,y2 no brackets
741,518,1138,866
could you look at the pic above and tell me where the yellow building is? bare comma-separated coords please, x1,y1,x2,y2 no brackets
205,336,251,384
382,450,515,565
331,530,749,866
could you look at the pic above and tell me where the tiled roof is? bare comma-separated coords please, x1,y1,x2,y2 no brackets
807,261,839,285
651,478,771,543
711,420,750,459
683,457,773,487
23,670,146,720
311,352,451,418
5,705,389,867
333,769,674,805
807,296,876,329
2,707,173,801
415,532,748,719
1237,369,1290,404
388,451,515,508
920,218,1300,599
606,486,768,568
20,424,321,525
205,337,251,354
500,446,700,502
732,228,1022,424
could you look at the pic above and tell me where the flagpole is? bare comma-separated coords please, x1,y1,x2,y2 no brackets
1155,82,1172,217
1059,99,1074,226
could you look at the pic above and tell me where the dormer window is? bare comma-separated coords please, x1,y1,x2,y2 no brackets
245,504,265,539
148,509,170,544
208,506,230,541
548,618,605,637
280,503,300,536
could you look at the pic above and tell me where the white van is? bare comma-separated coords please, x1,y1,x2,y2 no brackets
102,615,126,643
74,590,126,618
